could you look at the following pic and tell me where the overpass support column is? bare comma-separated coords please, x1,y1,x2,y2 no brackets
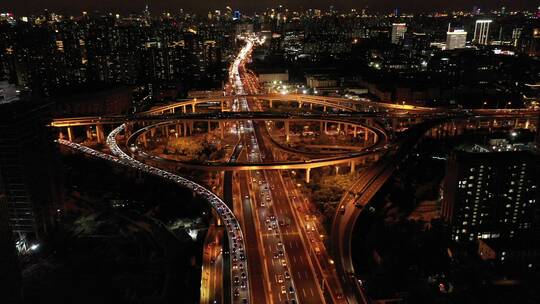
182,105,186,113
515,118,520,129
323,106,327,112
220,122,224,139
96,124,105,144
364,129,369,143
171,107,175,114
208,121,212,132
86,128,92,140
183,122,188,137
306,168,311,184
67,127,74,142
269,99,273,108
310,103,313,110
285,121,290,142
324,122,328,134
141,133,148,148
353,126,357,138
350,161,356,174
298,101,303,108
175,124,181,136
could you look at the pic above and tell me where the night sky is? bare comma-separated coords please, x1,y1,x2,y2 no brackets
2,0,539,15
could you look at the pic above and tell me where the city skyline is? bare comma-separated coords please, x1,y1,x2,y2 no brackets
2,0,540,15
1,3,539,304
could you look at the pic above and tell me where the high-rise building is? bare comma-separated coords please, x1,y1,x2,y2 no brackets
0,94,60,247
473,19,492,45
0,179,21,303
442,150,540,243
391,23,407,44
446,29,468,50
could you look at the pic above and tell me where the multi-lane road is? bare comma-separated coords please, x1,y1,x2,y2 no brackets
54,33,540,304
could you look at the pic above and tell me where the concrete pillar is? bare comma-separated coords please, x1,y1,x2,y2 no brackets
269,99,273,108
298,101,303,108
306,168,311,184
335,166,339,175
150,128,156,138
350,161,356,174
323,106,327,112
220,121,224,139
176,124,181,136
86,128,92,140
191,103,196,113
285,121,290,142
141,133,148,147
96,124,104,143
364,130,369,143
182,105,186,113
353,126,358,138
324,122,328,133
67,127,73,141
310,103,313,110
183,122,187,137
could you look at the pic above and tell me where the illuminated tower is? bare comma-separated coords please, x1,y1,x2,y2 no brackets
473,19,492,45
446,29,468,50
391,23,407,44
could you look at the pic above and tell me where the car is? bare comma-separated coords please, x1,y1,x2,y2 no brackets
284,271,290,279
244,195,249,199
281,259,287,267
277,275,284,283
289,286,294,294
233,289,240,297
278,250,284,257
234,276,240,284
281,286,286,294
274,252,279,259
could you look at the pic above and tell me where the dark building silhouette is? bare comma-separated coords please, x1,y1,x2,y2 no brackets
0,97,60,246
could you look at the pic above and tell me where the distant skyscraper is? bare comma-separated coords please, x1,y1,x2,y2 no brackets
446,29,468,50
442,150,540,242
391,23,407,44
473,19,492,45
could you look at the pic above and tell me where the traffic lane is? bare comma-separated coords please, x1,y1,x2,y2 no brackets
237,171,267,302
251,120,323,303
265,171,325,304
282,174,347,303
248,170,291,304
